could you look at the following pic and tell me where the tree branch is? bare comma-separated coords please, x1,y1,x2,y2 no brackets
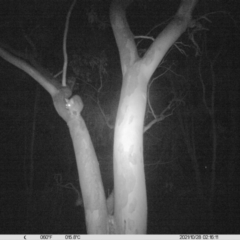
110,0,139,75
141,0,198,80
0,47,59,97
62,0,77,86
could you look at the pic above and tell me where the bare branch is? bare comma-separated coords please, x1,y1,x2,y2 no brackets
62,0,77,86
144,91,185,133
96,99,114,129
54,70,63,78
85,93,114,129
144,102,173,133
147,67,171,118
54,173,83,207
136,17,172,48
0,47,59,97
173,41,190,56
134,36,155,42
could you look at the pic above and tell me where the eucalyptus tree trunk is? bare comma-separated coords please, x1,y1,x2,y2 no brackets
0,0,198,234
110,0,198,233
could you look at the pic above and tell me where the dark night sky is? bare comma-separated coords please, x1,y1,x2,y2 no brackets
0,0,240,234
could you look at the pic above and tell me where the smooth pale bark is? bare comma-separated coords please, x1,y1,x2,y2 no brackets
0,0,198,234
65,96,108,234
0,47,108,234
110,0,198,233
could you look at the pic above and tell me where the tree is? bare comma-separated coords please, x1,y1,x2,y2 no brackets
0,0,198,234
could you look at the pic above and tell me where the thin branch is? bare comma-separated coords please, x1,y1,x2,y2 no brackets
134,35,155,41
174,41,190,56
62,0,77,86
54,174,83,207
77,76,99,92
145,85,184,133
144,97,178,133
54,70,63,78
198,52,210,114
85,93,114,129
136,17,172,48
96,99,114,129
147,67,171,118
